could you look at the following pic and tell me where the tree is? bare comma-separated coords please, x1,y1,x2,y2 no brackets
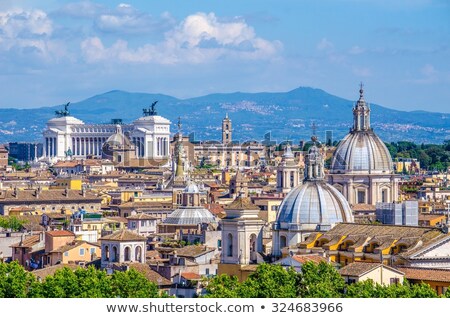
110,269,159,298
0,261,37,298
0,216,28,231
203,274,242,298
240,263,299,298
298,261,345,298
32,266,114,298
345,279,438,298
204,264,299,298
29,266,160,298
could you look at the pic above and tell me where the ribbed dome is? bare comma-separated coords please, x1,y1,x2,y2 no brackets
331,130,393,174
331,85,393,175
105,125,134,149
275,181,353,230
163,207,217,226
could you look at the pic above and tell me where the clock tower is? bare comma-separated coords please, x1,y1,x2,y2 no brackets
222,113,232,144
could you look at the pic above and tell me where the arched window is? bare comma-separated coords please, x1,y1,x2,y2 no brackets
104,245,110,261
112,246,118,262
280,235,287,250
124,246,131,262
250,234,257,264
135,246,142,262
227,233,233,257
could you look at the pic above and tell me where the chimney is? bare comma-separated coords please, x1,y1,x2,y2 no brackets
81,188,86,197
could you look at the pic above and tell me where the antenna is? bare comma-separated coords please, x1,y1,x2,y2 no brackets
177,116,182,133
311,121,317,136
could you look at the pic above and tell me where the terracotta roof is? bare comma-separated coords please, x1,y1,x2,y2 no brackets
105,216,128,223
204,203,225,216
50,240,97,254
181,272,202,280
10,234,41,248
173,245,215,258
418,214,446,221
32,264,80,279
100,229,147,242
146,250,162,260
339,262,404,277
325,223,442,241
126,213,158,220
292,254,329,264
53,161,79,168
225,196,259,210
0,189,100,203
46,230,75,237
398,267,450,283
127,263,172,286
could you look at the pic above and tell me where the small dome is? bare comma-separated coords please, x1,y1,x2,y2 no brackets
104,125,134,149
282,144,294,159
331,131,393,174
163,207,217,226
184,183,200,193
275,181,353,230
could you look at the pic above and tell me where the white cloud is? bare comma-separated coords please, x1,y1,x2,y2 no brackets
81,12,282,64
421,63,437,77
316,38,333,51
94,3,175,35
57,1,105,18
0,8,64,63
349,45,365,55
0,8,52,38
407,63,439,84
352,67,372,77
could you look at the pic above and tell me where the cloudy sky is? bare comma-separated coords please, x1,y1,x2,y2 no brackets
0,0,449,112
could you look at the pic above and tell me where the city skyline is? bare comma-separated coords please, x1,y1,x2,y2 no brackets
0,0,449,112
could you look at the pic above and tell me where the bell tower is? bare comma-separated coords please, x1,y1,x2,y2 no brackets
222,113,232,144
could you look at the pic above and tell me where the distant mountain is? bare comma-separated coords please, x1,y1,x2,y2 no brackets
1,87,448,144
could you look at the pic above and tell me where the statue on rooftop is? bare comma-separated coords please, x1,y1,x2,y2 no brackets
55,102,70,117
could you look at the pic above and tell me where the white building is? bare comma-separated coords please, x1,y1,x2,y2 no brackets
43,103,171,162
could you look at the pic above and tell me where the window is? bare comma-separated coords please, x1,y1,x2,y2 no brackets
271,205,279,211
90,247,96,255
390,278,400,285
141,220,146,227
79,248,85,256
131,221,136,228
348,278,356,284
64,251,69,257
205,268,210,276
357,190,366,204
227,233,233,257
382,189,388,203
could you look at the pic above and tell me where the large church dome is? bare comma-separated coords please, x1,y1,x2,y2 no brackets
276,181,353,231
331,131,393,174
330,86,393,174
275,139,353,232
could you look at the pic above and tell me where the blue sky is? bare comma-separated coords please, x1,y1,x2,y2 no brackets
0,0,449,112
